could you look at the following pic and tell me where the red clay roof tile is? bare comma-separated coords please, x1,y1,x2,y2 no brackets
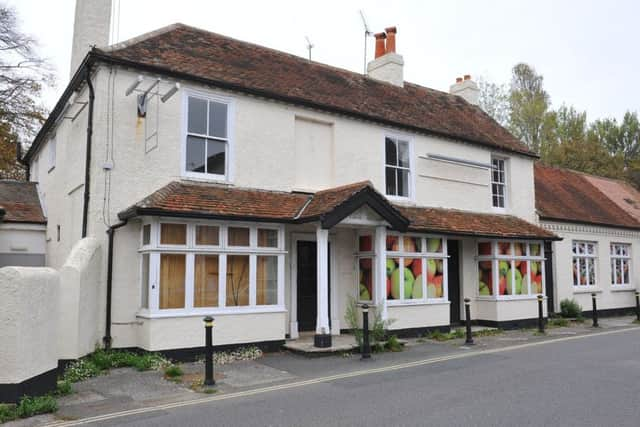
0,181,46,224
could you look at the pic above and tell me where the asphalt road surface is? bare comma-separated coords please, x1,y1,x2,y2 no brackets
94,329,640,427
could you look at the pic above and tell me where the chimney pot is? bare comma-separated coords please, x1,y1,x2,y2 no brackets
384,27,397,54
456,77,463,83
374,32,387,58
464,74,471,81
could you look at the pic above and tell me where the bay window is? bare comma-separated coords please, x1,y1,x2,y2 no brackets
610,243,631,287
477,240,544,297
572,241,596,287
140,221,284,315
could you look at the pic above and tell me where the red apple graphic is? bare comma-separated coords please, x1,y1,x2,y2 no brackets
359,235,372,252
411,259,422,277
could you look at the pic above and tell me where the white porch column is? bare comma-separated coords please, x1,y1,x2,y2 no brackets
315,226,332,347
374,225,388,320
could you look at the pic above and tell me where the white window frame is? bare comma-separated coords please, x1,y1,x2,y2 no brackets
138,218,285,318
491,156,507,210
384,134,414,201
181,89,235,183
476,240,546,300
372,232,448,306
610,242,632,287
572,241,597,288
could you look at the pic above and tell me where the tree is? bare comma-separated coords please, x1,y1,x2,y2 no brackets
0,4,53,179
508,63,551,154
478,77,510,127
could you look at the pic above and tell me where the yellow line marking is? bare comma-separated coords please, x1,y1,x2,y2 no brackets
46,326,640,427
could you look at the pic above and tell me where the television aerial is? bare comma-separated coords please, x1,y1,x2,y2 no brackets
359,10,373,74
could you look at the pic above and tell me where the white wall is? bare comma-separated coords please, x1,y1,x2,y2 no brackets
544,221,638,313
0,223,46,267
0,267,59,384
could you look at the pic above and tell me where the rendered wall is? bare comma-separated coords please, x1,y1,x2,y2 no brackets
0,267,59,387
0,223,46,268
58,238,104,360
544,221,638,313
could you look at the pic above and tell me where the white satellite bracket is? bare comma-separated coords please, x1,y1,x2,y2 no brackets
137,78,160,118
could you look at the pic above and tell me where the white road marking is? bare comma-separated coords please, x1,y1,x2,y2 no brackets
45,326,640,427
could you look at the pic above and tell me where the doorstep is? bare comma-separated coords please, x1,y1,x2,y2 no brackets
283,333,358,355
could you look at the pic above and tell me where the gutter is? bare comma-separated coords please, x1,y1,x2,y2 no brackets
81,67,95,238
103,219,128,349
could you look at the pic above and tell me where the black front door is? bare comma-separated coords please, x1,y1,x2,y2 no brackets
447,240,462,323
296,241,331,332
544,241,555,313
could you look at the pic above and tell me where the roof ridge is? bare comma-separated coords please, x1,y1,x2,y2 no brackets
101,23,187,53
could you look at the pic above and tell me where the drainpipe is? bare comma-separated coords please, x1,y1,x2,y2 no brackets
82,67,95,238
103,219,128,349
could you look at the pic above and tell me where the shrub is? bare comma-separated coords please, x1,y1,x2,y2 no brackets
344,296,395,347
560,299,583,318
55,380,73,396
0,403,18,423
62,359,101,383
15,395,57,418
386,335,403,352
164,364,183,378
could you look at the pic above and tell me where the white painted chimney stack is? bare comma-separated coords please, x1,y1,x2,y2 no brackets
449,74,480,105
367,27,404,87
69,0,113,79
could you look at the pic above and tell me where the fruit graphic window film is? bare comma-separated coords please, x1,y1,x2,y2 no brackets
477,241,544,297
478,261,494,296
610,243,630,286
426,238,443,253
358,258,373,301
572,241,597,287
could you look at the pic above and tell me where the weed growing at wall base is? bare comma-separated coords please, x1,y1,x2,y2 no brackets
0,395,57,423
62,349,170,383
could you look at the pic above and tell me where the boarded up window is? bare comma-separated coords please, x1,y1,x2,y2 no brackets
294,117,333,190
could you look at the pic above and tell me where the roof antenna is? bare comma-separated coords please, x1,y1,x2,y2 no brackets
359,10,373,74
305,36,314,61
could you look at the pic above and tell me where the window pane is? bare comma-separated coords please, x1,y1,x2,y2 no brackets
478,242,492,256
159,254,185,309
141,254,149,309
623,260,630,284
497,242,512,256
514,260,526,295
209,101,227,138
478,259,493,296
160,223,186,245
427,238,442,253
387,257,402,300
397,141,410,167
386,235,399,251
194,255,219,307
258,229,278,248
427,259,444,298
385,137,397,165
188,97,207,134
530,243,541,257
196,225,219,246
514,242,525,257
498,260,510,295
385,166,396,195
359,258,373,301
186,136,206,172
587,258,595,285
358,235,373,252
228,227,250,246
226,255,249,306
404,257,420,299
206,139,226,175
397,169,409,197
531,261,543,294
142,224,151,245
256,256,278,305
573,258,579,286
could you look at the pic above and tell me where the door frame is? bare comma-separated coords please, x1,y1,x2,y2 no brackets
289,232,338,339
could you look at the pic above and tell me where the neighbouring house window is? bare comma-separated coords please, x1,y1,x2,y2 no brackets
610,243,630,286
48,136,56,171
140,222,283,313
385,136,411,198
491,157,506,208
477,241,544,297
142,224,151,246
185,95,230,179
572,241,597,287
368,233,446,304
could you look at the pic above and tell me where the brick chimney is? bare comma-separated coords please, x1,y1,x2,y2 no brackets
69,0,112,79
449,74,480,105
367,26,404,87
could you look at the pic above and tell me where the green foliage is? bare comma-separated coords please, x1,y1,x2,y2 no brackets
547,318,569,328
164,364,183,378
55,380,73,396
385,335,403,352
0,403,17,423
62,359,101,383
473,328,503,337
62,350,169,383
345,296,394,347
560,298,583,318
14,395,57,418
424,328,465,341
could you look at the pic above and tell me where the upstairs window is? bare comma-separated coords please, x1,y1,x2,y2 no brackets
185,95,230,179
385,136,411,198
491,157,506,208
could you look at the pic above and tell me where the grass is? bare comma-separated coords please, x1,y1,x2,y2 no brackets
424,329,464,341
547,318,569,328
164,364,183,379
0,395,57,423
385,335,403,352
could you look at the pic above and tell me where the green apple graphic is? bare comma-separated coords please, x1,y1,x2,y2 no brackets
499,261,509,277
507,268,523,294
391,267,414,299
386,259,396,276
359,283,371,300
427,238,441,252
479,281,490,295
412,275,423,299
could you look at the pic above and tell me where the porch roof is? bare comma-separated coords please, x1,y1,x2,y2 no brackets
119,180,558,240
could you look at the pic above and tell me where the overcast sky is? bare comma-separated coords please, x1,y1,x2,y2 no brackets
8,0,640,122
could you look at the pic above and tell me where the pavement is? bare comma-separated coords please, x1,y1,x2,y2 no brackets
7,315,640,426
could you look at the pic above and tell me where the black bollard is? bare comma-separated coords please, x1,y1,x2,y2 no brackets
203,316,215,386
591,293,599,328
537,294,545,333
636,292,640,322
361,304,371,359
464,298,474,345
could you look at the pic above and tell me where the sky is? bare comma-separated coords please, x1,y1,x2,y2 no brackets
7,0,640,123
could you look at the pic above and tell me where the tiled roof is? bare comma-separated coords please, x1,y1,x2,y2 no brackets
583,174,640,223
534,163,640,229
120,180,558,240
397,206,558,240
0,181,46,224
97,24,533,158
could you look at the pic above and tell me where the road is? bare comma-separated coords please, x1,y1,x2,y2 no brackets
92,329,640,427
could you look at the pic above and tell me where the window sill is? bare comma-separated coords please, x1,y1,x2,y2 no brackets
181,174,232,185
475,295,544,302
572,288,602,294
137,306,287,319
387,299,450,307
610,286,637,293
385,195,414,205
